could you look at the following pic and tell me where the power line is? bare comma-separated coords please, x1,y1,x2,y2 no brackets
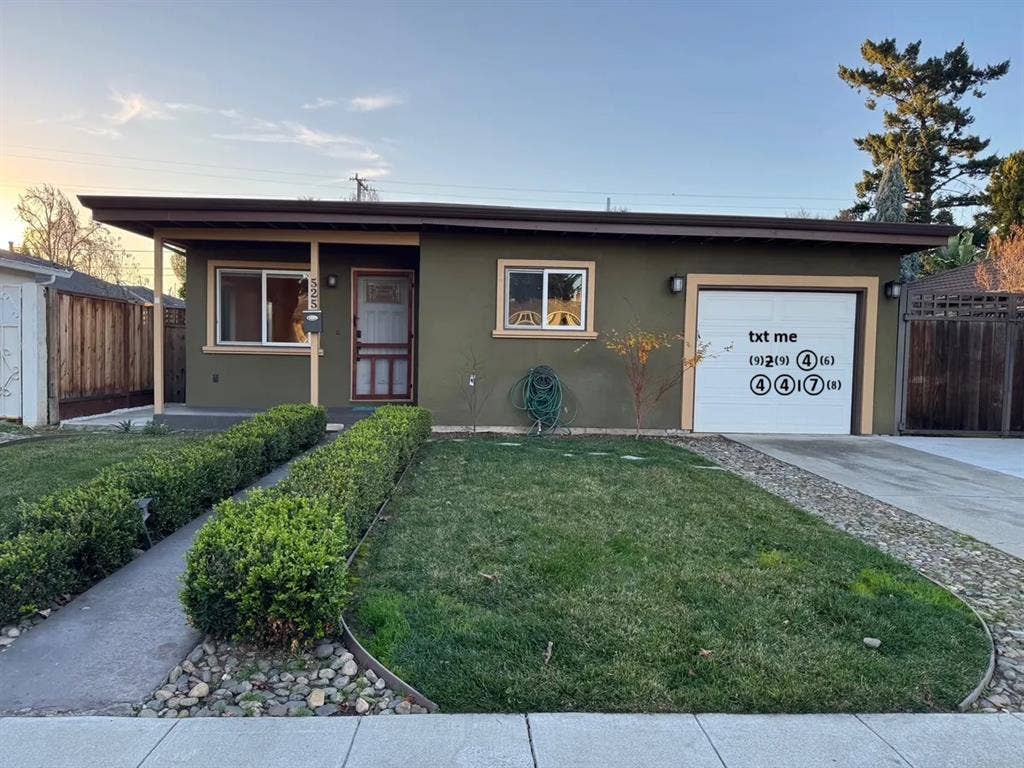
3,143,855,203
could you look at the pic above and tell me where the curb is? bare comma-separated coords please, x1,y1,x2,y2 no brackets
341,448,440,713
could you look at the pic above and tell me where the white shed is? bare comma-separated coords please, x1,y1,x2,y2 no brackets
0,249,71,426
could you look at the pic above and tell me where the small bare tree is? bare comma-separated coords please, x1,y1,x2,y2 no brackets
16,184,135,282
457,347,494,433
604,322,713,438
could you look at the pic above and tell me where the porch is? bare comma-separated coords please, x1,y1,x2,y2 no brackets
62,403,377,432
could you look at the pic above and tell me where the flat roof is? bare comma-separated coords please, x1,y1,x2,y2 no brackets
78,196,958,249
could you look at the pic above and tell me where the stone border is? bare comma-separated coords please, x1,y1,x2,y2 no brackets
341,449,440,713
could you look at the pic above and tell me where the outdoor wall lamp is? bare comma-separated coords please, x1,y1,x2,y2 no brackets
326,274,339,288
884,280,902,299
668,274,685,294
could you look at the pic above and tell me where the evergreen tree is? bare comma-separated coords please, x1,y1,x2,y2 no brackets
980,150,1024,237
839,39,1009,223
871,157,908,223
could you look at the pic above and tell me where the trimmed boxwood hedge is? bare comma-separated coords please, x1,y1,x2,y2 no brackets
182,405,431,645
0,404,326,624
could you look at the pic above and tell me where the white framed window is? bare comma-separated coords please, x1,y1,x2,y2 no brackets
503,266,590,332
216,267,310,346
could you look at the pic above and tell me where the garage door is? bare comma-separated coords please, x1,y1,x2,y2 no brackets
693,290,857,434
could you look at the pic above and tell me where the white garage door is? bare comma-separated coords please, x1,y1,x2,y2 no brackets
693,290,857,434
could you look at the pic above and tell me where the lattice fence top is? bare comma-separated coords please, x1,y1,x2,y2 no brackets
907,292,1024,320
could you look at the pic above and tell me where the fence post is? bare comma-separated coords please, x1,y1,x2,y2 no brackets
893,289,910,434
1002,299,1020,436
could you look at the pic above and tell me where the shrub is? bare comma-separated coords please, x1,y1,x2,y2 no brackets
0,404,327,625
181,489,348,645
279,406,432,547
183,405,431,644
0,531,75,621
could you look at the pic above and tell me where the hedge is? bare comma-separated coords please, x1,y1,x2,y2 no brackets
182,405,431,645
0,404,326,624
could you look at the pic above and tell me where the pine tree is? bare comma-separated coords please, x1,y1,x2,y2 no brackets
871,157,908,223
839,39,1009,223
981,150,1024,237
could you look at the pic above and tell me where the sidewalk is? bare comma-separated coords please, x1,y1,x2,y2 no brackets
1,712,1022,767
0,457,301,715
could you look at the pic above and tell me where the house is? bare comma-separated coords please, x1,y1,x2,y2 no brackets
0,248,187,422
907,261,996,296
0,248,70,425
79,197,956,435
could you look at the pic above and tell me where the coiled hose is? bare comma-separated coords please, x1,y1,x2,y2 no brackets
508,365,576,434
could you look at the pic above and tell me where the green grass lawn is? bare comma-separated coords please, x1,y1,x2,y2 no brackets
0,431,199,512
349,437,989,713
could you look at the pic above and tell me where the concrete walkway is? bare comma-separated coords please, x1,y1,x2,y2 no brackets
0,459,298,715
1,713,1022,768
881,435,1024,480
729,435,1024,559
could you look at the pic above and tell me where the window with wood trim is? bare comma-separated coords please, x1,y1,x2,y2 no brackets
496,260,595,336
216,267,310,346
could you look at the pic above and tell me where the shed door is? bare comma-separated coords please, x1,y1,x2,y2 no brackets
693,290,857,434
0,284,23,420
353,271,413,400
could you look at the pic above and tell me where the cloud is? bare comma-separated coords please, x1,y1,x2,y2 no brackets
348,94,402,112
35,109,86,125
349,165,391,179
77,126,122,139
106,91,171,124
214,119,381,161
301,97,338,111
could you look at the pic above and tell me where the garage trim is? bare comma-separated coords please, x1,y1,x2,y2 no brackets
681,274,879,434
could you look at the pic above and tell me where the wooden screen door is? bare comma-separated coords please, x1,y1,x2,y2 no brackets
352,270,414,400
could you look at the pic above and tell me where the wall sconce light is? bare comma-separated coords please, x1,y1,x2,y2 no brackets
326,274,339,288
668,274,685,294
884,280,902,299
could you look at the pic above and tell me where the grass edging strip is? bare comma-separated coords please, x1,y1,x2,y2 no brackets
933,573,996,712
341,446,439,713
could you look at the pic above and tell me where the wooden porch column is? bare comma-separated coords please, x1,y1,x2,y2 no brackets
153,235,165,415
309,241,320,406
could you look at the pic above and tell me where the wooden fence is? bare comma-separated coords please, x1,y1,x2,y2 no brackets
896,292,1023,435
49,292,186,420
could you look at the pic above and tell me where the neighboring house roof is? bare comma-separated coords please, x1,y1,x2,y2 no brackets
908,262,997,295
124,285,186,309
0,247,72,278
0,248,184,306
78,196,958,251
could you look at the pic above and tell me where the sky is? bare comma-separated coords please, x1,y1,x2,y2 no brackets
1,0,1022,291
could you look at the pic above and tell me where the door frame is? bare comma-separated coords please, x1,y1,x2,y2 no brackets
681,274,879,434
350,268,416,402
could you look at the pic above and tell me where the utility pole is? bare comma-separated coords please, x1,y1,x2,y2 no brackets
349,173,369,202
606,196,611,212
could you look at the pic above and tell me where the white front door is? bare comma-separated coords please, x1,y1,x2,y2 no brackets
0,284,23,420
693,290,857,434
353,271,413,400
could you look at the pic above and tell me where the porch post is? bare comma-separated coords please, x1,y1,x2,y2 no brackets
309,241,320,406
153,235,165,416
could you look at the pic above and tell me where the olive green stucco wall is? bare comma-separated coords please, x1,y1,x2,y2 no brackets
185,243,416,409
415,233,901,433
185,233,901,433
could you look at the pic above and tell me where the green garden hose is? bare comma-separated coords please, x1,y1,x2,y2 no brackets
508,365,576,434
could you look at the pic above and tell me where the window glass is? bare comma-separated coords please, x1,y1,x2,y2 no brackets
219,271,261,342
506,270,543,327
545,271,584,328
266,273,309,343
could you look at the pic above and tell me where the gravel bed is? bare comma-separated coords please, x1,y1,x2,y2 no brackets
137,637,429,718
677,435,1024,712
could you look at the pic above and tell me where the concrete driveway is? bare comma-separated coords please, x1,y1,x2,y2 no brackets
728,435,1024,559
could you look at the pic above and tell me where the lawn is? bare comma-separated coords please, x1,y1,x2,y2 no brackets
0,431,200,512
349,437,990,713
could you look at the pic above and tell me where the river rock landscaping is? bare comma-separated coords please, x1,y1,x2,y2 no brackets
680,435,1023,713
136,636,428,718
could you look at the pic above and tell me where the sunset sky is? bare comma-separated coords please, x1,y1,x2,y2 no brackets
1,1,1021,292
